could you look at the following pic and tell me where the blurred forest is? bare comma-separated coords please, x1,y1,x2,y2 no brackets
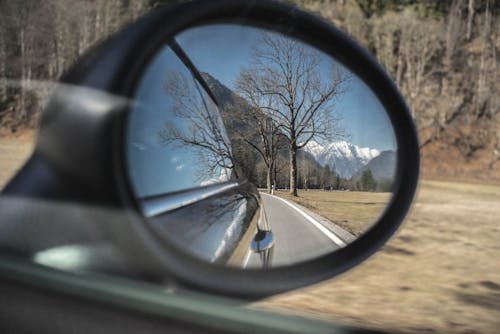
292,0,500,182
0,0,498,182
0,0,150,129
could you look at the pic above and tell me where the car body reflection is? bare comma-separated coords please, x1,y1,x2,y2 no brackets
128,38,274,268
141,181,272,268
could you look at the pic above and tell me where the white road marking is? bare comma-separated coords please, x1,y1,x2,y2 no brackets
260,192,347,247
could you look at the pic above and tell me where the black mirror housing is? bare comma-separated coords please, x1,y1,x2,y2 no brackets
0,0,419,298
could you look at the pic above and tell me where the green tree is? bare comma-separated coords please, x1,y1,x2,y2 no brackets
377,179,393,192
360,169,377,191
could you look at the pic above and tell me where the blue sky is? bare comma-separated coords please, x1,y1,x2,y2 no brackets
176,24,397,151
127,46,230,197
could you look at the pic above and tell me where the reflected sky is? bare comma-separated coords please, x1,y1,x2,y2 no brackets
127,46,231,198
176,24,396,151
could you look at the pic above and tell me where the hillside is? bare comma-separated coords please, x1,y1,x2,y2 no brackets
1,0,498,184
294,0,500,184
354,150,397,181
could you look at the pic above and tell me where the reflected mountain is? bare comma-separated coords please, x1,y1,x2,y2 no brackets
354,150,396,181
303,140,380,179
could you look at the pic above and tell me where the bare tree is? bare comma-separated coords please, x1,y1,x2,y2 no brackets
237,33,349,196
0,28,6,105
299,155,314,191
445,0,465,72
476,0,491,110
0,0,150,130
233,103,282,193
372,9,442,119
400,9,441,117
160,71,236,181
466,0,475,41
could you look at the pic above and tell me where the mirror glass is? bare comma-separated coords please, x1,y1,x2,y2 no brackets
126,24,397,269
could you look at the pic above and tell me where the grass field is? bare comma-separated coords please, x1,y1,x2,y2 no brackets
1,136,499,333
274,190,392,236
255,180,500,333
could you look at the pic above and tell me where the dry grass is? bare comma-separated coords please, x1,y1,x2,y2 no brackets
254,180,500,333
1,137,499,333
274,190,391,236
0,130,35,189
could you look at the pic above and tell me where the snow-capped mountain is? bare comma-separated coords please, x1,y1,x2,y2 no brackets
303,140,381,178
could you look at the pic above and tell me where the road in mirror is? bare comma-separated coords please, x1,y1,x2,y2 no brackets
126,24,397,269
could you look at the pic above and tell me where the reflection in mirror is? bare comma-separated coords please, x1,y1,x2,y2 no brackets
126,24,397,269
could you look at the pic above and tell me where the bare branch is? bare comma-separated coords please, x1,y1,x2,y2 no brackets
235,32,351,196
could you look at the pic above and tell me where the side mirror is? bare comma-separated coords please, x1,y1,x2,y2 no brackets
1,0,419,298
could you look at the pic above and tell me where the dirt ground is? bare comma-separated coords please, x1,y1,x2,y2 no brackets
254,180,500,333
274,190,391,236
420,127,500,185
1,135,499,333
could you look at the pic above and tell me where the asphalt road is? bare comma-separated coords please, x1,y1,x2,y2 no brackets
245,193,345,268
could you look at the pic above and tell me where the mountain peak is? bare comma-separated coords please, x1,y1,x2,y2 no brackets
303,140,381,178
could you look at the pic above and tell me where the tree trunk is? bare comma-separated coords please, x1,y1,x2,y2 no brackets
395,50,404,92
466,0,474,41
289,144,298,197
445,0,463,72
56,27,65,78
19,28,26,123
95,4,102,37
476,0,490,107
273,161,278,190
0,34,6,104
266,163,273,194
